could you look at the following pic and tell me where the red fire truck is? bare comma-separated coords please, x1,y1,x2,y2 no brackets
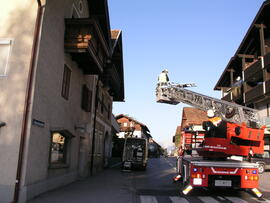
156,81,265,198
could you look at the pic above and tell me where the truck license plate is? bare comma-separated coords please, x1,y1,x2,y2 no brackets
215,180,232,187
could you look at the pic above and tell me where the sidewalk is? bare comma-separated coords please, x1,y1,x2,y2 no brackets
107,157,122,168
28,159,134,203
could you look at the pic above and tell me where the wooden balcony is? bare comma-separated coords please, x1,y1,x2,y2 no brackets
103,64,122,100
221,92,232,102
65,18,110,75
266,79,270,96
244,59,263,82
244,83,264,103
232,86,243,103
264,52,270,72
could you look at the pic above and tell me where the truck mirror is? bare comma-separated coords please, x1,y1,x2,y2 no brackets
172,136,175,143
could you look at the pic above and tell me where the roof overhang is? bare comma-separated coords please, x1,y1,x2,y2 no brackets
214,0,270,90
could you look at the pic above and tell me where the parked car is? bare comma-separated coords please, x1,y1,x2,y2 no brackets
250,151,270,173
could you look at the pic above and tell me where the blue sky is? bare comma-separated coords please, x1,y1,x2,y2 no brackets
108,0,265,148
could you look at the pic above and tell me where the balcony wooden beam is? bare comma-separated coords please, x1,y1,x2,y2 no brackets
255,24,266,56
237,54,255,59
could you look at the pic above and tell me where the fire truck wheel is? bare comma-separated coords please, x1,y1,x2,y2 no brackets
258,163,265,174
181,166,188,187
141,164,147,171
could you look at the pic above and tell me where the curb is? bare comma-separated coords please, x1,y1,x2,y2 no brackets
109,162,122,168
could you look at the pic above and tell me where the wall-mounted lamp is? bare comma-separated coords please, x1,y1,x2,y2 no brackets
0,122,6,128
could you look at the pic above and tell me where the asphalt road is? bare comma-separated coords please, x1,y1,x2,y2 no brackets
29,157,270,203
136,157,270,203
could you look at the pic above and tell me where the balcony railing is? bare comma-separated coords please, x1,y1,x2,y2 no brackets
231,86,243,102
65,18,110,75
221,92,232,102
221,86,243,104
244,83,264,103
244,59,263,82
266,79,270,96
264,52,270,72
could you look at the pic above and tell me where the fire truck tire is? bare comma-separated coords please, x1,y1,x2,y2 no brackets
258,163,265,174
142,164,147,171
181,166,188,187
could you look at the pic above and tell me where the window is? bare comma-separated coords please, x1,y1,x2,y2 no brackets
61,65,71,100
71,4,80,18
81,85,92,112
49,130,74,167
79,1,83,13
50,132,67,165
0,39,12,76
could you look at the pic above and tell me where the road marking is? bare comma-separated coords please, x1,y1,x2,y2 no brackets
198,196,220,203
140,195,158,203
225,197,248,203
217,196,226,201
251,197,270,203
169,196,189,203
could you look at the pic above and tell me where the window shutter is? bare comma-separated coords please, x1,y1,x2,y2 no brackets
81,85,92,112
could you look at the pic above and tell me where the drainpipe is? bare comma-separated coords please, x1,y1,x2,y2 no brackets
12,1,44,202
90,76,100,175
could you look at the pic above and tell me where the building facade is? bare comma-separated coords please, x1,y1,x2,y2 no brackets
214,0,270,147
0,0,124,202
115,114,152,140
173,107,208,154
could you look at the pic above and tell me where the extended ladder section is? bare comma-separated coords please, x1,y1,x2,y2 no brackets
156,82,261,127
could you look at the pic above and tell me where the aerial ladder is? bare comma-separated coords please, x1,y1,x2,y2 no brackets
156,82,265,157
156,80,265,198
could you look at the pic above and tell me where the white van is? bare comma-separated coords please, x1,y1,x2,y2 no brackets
122,137,148,170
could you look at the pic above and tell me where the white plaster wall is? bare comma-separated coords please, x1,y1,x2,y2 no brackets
18,0,95,201
134,130,142,138
0,1,38,202
117,132,125,138
256,100,270,124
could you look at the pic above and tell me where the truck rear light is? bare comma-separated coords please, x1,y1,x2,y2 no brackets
252,170,257,174
202,174,206,179
245,175,258,181
193,168,198,172
191,173,201,178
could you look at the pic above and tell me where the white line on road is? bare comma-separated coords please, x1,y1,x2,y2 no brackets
140,195,158,203
217,196,226,201
225,196,248,203
169,196,189,203
251,197,270,203
198,196,220,203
